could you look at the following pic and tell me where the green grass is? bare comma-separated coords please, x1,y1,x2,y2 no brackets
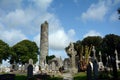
15,75,63,80
73,72,87,80
15,75,27,80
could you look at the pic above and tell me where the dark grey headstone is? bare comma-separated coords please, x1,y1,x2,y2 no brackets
93,60,98,80
87,63,92,80
27,64,33,79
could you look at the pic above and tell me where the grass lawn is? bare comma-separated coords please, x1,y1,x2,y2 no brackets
73,72,87,80
73,70,120,80
15,75,27,80
15,74,63,80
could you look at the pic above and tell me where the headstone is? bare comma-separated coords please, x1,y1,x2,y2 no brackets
34,65,39,74
92,46,96,60
27,59,33,79
21,65,25,72
29,59,33,65
98,51,104,71
111,54,118,79
87,62,92,80
51,61,56,71
0,64,2,72
63,58,70,71
93,60,98,80
115,49,119,70
66,42,78,74
24,63,28,72
27,64,33,79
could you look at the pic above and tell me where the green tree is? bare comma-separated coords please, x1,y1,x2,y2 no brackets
82,36,103,56
102,34,120,56
101,34,120,67
82,36,102,47
46,55,55,64
0,40,10,63
11,40,38,64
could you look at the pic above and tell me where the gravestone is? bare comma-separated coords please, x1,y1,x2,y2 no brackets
115,49,119,70
27,59,33,80
93,60,98,80
34,65,39,74
51,61,56,71
25,63,28,72
111,53,118,80
66,42,78,74
21,65,25,72
29,59,33,65
98,51,104,71
63,58,70,71
92,46,96,60
87,62,92,80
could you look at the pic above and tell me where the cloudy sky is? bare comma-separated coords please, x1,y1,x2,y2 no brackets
0,0,120,60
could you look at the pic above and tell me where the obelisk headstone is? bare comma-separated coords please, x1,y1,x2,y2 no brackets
40,21,48,70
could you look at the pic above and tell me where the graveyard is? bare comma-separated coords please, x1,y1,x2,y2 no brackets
0,1,120,80
0,21,120,80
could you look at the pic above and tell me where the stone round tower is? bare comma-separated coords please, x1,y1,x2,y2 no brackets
40,21,48,68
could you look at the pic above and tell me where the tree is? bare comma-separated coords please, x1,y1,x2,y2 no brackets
101,34,120,67
82,36,103,57
102,34,120,56
46,55,55,64
82,36,102,47
0,40,10,63
11,40,38,64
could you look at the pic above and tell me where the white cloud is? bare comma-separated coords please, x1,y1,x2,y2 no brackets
34,26,76,50
81,1,108,21
83,30,102,38
33,0,53,11
4,9,34,26
110,12,119,21
49,50,68,60
49,29,68,50
68,29,75,37
0,0,22,10
49,28,75,50
0,29,27,46
33,34,40,47
0,0,76,59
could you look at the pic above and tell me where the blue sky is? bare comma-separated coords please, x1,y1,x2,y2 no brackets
0,0,120,64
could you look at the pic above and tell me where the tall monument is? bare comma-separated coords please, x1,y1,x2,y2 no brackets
40,21,48,68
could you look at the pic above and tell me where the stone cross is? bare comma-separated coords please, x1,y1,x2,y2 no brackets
115,49,118,61
67,42,77,73
99,51,102,62
92,46,96,60
115,49,119,70
98,51,104,71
